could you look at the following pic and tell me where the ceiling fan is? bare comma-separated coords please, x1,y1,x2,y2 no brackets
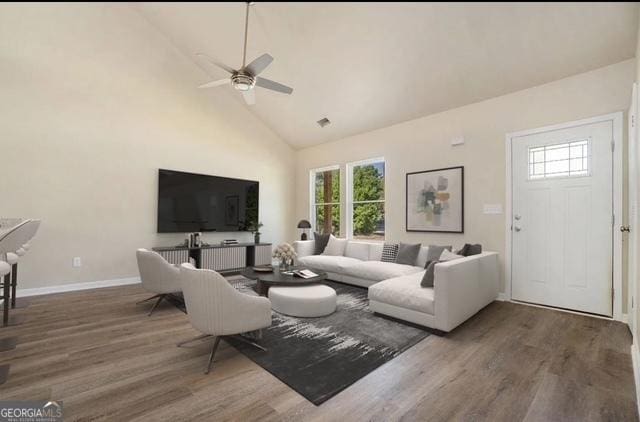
197,2,293,105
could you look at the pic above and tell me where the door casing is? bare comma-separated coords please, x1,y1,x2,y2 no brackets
505,112,624,321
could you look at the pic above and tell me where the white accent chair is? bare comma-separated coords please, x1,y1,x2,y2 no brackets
178,263,272,374
7,219,40,308
136,248,182,316
0,220,37,325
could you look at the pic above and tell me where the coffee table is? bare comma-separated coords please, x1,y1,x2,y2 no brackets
241,266,328,296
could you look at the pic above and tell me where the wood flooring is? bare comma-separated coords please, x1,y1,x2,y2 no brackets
0,284,636,421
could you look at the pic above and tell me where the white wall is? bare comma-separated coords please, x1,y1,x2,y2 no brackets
0,4,295,288
295,59,635,295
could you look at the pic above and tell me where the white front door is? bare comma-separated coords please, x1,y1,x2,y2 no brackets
629,84,639,331
511,119,614,316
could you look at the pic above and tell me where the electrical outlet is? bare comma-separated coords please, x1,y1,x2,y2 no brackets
72,257,82,268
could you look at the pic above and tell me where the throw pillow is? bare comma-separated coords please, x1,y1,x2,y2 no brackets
421,250,464,288
322,235,348,256
456,244,470,256
395,242,422,266
381,243,399,262
467,244,482,256
313,232,330,255
421,261,438,288
424,245,452,268
455,243,483,256
440,249,465,261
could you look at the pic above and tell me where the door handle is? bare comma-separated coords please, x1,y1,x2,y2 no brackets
514,226,522,232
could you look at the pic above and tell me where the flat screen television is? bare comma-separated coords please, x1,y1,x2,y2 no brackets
157,169,259,233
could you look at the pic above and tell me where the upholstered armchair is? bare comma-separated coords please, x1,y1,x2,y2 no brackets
135,249,182,316
178,263,272,374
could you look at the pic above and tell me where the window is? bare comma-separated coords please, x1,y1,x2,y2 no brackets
347,158,385,240
310,166,341,236
529,139,590,180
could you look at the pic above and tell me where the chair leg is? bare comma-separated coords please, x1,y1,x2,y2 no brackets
10,264,17,309
136,294,161,305
228,334,267,352
3,274,10,327
148,295,165,316
205,337,222,374
177,334,211,347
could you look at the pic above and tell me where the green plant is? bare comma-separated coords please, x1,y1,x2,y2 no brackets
248,221,263,235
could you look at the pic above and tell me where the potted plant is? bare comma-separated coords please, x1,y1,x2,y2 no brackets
248,221,263,244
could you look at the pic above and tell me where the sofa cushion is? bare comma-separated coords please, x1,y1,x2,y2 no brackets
369,272,434,315
345,242,370,261
342,260,423,282
298,255,361,274
369,243,383,261
322,235,348,256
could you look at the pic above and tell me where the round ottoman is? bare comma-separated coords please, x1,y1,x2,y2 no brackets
268,284,337,317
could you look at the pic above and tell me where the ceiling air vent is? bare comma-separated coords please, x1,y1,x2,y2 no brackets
317,117,331,128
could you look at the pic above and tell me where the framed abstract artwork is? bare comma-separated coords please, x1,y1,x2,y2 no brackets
406,166,464,233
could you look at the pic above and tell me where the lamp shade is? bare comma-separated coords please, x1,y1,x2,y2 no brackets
297,219,312,229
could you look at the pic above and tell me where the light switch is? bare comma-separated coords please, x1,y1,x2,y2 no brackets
483,204,503,214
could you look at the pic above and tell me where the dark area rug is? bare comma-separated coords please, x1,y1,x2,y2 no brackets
225,279,430,405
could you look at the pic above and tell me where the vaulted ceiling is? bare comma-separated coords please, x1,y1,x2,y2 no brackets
136,2,638,149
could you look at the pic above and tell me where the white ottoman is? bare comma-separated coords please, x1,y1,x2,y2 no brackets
268,284,337,317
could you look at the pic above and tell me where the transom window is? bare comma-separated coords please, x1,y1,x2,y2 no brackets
528,139,590,180
310,166,341,236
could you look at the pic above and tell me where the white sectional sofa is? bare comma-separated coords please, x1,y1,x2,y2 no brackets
294,240,499,332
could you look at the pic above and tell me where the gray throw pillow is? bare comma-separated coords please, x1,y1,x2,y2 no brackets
424,245,452,268
313,232,330,255
395,242,421,266
421,261,438,288
467,244,482,256
456,243,482,256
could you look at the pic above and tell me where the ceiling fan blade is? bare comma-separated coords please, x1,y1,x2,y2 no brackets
198,78,230,89
242,89,256,105
244,53,273,76
196,53,236,74
255,77,293,95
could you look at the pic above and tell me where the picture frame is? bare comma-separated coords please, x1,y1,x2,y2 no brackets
406,166,464,233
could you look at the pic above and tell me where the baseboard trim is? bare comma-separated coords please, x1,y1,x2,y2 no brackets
17,277,141,298
632,343,640,419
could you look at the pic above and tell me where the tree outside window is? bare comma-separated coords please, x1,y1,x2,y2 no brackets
350,160,385,240
311,167,340,235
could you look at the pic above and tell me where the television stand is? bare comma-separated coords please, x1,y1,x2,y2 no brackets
153,242,272,274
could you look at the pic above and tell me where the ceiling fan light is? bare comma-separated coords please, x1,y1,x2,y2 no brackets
231,73,255,91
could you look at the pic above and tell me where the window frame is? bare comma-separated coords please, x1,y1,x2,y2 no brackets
309,165,341,236
527,138,592,181
346,157,386,241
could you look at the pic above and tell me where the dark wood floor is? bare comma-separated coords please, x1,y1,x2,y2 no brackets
0,284,636,421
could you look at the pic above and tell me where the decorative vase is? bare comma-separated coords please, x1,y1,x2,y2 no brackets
254,233,260,244
279,257,293,271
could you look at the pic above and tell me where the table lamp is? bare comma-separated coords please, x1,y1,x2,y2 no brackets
297,219,312,240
